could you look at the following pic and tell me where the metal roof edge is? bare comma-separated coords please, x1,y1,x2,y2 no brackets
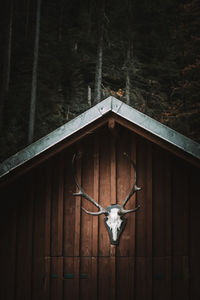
0,98,114,178
0,96,199,179
115,101,200,160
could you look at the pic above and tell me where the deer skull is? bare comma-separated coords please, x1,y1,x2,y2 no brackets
104,205,126,245
72,153,141,245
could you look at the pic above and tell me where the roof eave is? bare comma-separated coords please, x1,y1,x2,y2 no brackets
0,96,199,179
0,97,114,178
115,99,200,160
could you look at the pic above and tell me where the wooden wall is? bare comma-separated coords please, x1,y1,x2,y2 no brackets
0,125,199,300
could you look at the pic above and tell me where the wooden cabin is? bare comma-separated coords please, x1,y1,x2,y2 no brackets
0,96,200,300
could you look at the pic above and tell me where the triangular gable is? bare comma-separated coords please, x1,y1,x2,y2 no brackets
0,96,200,179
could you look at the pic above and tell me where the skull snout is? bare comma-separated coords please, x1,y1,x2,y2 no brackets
106,208,122,241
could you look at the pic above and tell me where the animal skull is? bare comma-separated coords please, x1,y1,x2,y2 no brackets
104,205,127,245
72,153,141,245
106,207,122,241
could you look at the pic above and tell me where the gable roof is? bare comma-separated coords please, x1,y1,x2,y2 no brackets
0,96,200,180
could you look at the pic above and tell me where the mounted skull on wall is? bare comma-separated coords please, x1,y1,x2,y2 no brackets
72,153,141,245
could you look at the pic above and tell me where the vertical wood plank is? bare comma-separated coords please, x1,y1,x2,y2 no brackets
32,165,46,300
137,137,153,258
51,157,58,256
15,174,34,300
135,137,146,257
99,130,111,256
51,154,64,256
110,136,116,300
189,166,200,299
63,149,76,257
116,257,135,300
63,257,76,299
172,158,189,257
172,256,189,300
91,257,98,299
0,182,18,300
110,136,116,205
135,137,153,299
43,160,52,299
116,132,134,256
153,147,172,257
110,249,116,300
172,158,189,299
135,257,147,300
57,154,64,257
152,145,172,299
146,142,153,299
98,257,112,300
129,134,137,257
44,257,51,300
73,150,81,298
44,160,52,258
81,139,94,257
92,136,99,257
71,149,82,299
153,257,171,300
80,257,95,300
91,137,99,300
50,257,63,300
74,152,81,257
74,257,80,300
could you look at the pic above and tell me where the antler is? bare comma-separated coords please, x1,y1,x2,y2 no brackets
72,154,107,216
119,153,141,215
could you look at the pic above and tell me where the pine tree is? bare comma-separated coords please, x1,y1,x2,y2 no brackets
28,0,41,144
94,0,105,104
0,0,13,131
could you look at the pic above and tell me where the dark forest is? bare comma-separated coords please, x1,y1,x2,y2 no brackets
0,0,200,161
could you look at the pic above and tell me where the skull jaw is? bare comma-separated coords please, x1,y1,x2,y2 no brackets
104,215,127,245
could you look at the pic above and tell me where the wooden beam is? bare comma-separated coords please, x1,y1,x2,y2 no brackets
108,118,115,130
108,117,119,139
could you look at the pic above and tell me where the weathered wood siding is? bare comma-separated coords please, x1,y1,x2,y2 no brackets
0,125,199,300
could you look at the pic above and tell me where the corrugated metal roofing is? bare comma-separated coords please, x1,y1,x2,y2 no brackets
0,96,199,178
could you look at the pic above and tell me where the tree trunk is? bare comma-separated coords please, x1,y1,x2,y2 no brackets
126,44,131,105
58,0,64,42
88,85,92,106
28,0,41,144
125,0,133,105
87,0,92,37
94,1,104,104
6,1,13,92
0,0,13,131
25,0,30,38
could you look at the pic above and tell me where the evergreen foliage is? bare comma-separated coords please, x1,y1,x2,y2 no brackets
0,0,199,161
